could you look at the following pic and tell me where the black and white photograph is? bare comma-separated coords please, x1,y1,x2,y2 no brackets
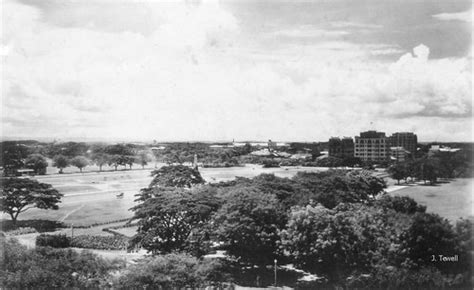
1,0,472,288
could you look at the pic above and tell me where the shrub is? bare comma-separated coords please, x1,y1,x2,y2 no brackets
1,236,123,288
71,235,129,250
262,159,280,168
116,253,230,288
36,234,71,248
374,195,426,214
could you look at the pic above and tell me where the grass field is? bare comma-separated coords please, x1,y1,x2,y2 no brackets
390,178,473,222
4,165,329,226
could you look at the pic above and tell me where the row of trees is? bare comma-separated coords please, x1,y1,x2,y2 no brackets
127,165,472,287
388,151,472,184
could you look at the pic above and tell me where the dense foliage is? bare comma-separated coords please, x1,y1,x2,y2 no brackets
36,234,70,248
148,165,205,188
130,186,220,254
116,253,230,288
71,235,129,250
1,236,122,288
213,186,286,265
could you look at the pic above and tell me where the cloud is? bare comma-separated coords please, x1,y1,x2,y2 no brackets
2,0,472,142
433,10,472,23
272,26,349,39
379,44,471,118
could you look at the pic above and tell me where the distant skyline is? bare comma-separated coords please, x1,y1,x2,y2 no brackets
2,0,472,142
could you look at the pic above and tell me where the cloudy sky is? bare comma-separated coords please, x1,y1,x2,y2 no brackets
1,0,472,142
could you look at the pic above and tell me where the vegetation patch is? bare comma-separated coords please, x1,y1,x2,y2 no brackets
1,219,66,233
71,234,129,250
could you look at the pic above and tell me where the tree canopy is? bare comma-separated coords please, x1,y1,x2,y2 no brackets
52,155,69,174
0,178,63,225
149,165,205,188
25,154,48,175
130,187,220,254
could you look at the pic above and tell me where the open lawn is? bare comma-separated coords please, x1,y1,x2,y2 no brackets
390,178,473,222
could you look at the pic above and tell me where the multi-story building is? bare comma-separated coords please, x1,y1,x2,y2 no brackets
354,131,389,162
390,146,410,162
328,137,354,159
388,132,417,156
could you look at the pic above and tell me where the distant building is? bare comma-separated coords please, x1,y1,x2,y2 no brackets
354,131,389,163
388,132,417,156
390,146,410,162
428,145,461,156
328,137,354,159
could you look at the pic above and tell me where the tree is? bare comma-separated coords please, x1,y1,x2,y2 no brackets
123,155,134,170
53,155,69,174
279,203,400,281
291,170,386,208
213,186,286,266
0,178,63,225
130,187,220,254
374,195,426,214
400,212,461,272
387,163,408,184
91,153,109,172
417,158,440,184
25,154,48,175
107,154,122,171
137,150,152,169
1,142,29,176
70,156,89,173
149,165,205,188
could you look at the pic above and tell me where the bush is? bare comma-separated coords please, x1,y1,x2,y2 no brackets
36,234,71,248
262,159,280,168
116,253,230,288
1,236,123,288
374,195,426,214
71,235,129,250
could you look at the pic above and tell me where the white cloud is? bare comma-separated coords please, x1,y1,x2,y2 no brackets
433,10,472,23
2,0,472,142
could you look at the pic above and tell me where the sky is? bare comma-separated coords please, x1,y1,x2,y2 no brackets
1,0,472,142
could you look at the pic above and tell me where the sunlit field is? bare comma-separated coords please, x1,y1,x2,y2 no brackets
8,165,329,226
390,178,473,222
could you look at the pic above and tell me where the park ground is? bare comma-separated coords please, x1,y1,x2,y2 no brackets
3,165,472,262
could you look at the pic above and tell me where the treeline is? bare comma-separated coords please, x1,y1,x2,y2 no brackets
388,150,474,184
0,141,153,175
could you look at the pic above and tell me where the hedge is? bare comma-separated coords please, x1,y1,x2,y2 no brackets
36,234,70,248
71,235,129,250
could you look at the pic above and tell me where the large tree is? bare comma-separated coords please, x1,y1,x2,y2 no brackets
149,165,205,188
25,154,48,175
279,203,402,282
0,178,63,225
70,156,89,173
137,150,152,169
52,155,69,174
387,162,408,184
91,153,109,172
213,186,286,266
130,187,220,254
